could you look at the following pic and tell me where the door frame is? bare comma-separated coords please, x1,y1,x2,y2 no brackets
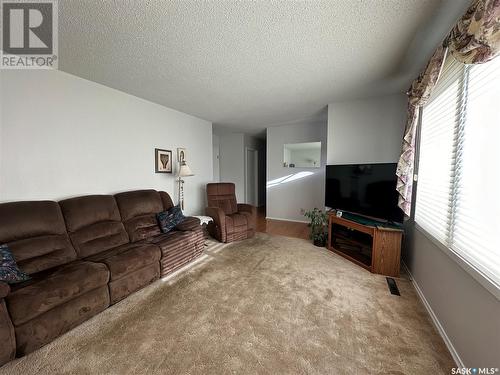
244,147,259,206
212,134,220,182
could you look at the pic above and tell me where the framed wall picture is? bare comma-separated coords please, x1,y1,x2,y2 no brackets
177,148,186,163
155,148,172,173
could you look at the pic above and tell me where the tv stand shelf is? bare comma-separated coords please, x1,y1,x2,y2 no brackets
327,213,403,277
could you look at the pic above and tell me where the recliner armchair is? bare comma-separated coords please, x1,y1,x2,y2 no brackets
205,183,256,243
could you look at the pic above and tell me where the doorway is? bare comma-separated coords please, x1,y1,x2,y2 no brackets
212,135,220,182
245,148,258,206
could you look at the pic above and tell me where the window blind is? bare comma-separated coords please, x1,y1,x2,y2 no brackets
415,54,500,289
415,57,465,244
451,57,500,287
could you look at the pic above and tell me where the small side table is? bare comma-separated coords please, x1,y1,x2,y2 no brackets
193,215,213,240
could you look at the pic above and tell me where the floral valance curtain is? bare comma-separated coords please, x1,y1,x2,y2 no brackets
396,0,500,216
448,0,500,64
396,46,446,216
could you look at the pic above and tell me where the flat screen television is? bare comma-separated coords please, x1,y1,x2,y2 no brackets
325,163,404,223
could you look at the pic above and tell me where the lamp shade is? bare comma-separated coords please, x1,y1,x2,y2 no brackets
178,161,194,177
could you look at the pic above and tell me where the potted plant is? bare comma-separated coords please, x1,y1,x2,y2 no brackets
304,208,328,247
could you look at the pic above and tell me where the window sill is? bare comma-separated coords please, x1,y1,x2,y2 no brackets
414,223,500,301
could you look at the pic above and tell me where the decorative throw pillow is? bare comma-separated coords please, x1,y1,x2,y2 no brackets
0,244,30,284
157,205,186,233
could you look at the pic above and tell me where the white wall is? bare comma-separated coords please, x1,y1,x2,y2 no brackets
218,133,245,201
0,70,213,215
327,94,406,164
404,223,500,368
267,121,327,222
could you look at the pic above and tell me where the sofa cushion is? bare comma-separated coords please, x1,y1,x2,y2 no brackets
0,244,30,284
159,191,174,211
107,263,160,305
175,216,201,231
85,242,161,281
0,201,77,274
60,195,122,233
6,261,109,326
147,231,185,247
123,214,162,242
14,286,109,356
60,195,130,258
115,190,164,242
206,183,238,215
67,222,130,258
115,190,164,222
157,205,185,233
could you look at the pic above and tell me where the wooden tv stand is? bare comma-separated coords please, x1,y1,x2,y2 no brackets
327,213,403,277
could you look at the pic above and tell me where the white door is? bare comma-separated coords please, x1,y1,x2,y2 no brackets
245,148,258,206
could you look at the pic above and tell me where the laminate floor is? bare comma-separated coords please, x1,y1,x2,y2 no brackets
255,207,310,240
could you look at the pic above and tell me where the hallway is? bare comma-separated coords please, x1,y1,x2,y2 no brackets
255,207,310,241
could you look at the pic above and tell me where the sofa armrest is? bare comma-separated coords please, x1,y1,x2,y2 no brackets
237,203,256,216
0,282,10,299
0,286,15,365
206,207,225,228
237,204,256,230
206,207,226,242
175,216,201,232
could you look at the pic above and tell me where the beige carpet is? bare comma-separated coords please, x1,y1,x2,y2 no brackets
0,233,453,375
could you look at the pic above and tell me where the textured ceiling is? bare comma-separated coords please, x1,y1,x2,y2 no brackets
59,0,470,134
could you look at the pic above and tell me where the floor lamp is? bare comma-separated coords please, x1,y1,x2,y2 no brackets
178,161,194,210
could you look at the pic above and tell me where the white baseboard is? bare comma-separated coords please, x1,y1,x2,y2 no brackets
402,262,464,368
265,216,309,224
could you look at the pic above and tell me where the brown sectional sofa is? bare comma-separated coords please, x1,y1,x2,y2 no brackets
115,190,205,277
0,283,15,365
0,200,110,356
59,194,161,304
0,189,204,365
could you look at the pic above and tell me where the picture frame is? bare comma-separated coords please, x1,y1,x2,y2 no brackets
177,147,186,163
155,148,172,173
